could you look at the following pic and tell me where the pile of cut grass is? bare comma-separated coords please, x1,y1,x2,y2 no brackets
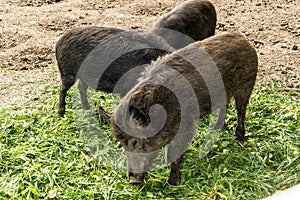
0,85,299,199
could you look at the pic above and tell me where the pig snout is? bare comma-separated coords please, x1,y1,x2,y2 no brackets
128,172,146,184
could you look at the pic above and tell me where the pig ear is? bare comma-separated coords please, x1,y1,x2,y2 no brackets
98,106,112,124
129,105,150,127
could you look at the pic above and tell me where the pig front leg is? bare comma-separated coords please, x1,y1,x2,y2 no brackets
168,155,184,185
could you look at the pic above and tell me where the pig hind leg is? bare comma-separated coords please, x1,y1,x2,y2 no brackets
168,155,184,186
234,90,252,142
77,80,90,110
214,105,228,131
58,75,76,117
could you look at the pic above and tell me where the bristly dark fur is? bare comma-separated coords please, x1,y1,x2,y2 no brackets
109,32,258,185
154,0,217,49
56,26,172,117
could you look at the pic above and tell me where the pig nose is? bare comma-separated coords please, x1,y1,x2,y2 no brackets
128,172,145,184
129,177,143,184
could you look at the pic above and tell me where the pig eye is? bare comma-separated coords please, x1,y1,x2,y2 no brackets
131,139,138,147
127,139,138,149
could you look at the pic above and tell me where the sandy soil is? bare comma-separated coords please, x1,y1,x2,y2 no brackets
0,0,299,109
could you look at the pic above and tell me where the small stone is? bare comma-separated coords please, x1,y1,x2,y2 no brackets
131,26,140,29
217,23,225,28
292,45,298,50
281,71,287,74
256,3,261,6
281,21,288,26
254,41,264,46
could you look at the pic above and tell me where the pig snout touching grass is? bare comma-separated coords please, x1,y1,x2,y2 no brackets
103,32,258,185
154,0,217,49
55,26,172,117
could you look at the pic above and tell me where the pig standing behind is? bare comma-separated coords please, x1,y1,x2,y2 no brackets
154,0,217,49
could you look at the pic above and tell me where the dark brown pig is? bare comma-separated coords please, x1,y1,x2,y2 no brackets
106,32,258,185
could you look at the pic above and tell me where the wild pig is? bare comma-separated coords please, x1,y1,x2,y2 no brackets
105,32,258,185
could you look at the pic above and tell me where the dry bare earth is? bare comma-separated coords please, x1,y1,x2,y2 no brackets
0,0,299,109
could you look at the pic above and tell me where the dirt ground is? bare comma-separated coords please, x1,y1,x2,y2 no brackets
0,0,299,109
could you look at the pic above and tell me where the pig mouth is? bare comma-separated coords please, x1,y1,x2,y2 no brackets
129,172,146,184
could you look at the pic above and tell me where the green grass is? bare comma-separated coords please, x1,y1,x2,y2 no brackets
0,85,299,199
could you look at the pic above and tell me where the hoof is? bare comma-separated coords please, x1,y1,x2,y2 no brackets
58,109,65,118
235,132,244,143
168,173,181,186
82,103,90,110
168,177,180,186
235,128,245,143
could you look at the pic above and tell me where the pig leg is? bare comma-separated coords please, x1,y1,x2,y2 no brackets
234,93,251,142
58,75,76,117
168,155,184,185
214,105,228,131
77,80,90,110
